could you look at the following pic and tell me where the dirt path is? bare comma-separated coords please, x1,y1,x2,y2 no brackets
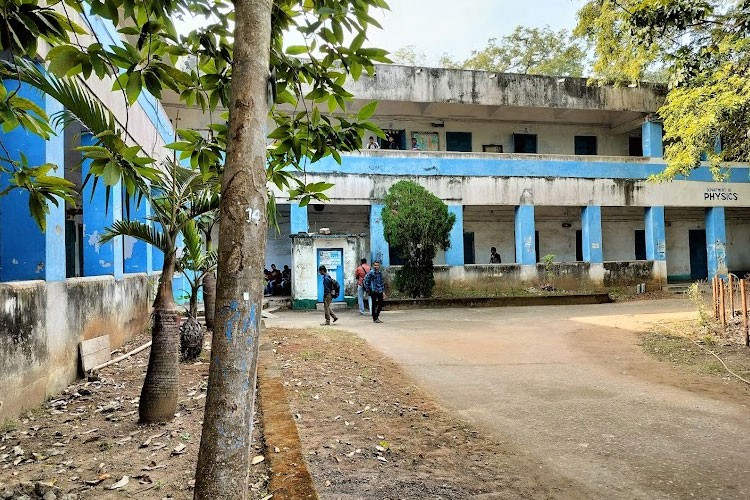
267,298,750,500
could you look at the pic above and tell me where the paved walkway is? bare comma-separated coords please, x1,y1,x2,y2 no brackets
267,299,750,500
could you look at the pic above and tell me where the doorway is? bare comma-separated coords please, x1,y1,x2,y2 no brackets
317,248,345,302
463,232,475,264
688,230,708,280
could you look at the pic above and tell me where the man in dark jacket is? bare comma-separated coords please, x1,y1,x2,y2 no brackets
319,265,339,326
363,260,385,323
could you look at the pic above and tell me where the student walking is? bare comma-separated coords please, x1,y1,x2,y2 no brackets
364,260,385,323
318,265,339,326
355,258,372,315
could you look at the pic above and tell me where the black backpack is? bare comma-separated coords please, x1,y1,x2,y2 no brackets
330,276,341,296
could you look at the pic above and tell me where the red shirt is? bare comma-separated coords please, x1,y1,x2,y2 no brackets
356,264,371,286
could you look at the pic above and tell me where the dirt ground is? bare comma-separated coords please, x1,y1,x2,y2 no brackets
4,296,750,500
0,334,270,500
263,326,590,500
1,323,593,500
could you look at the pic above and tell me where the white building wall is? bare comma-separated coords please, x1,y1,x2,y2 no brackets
373,118,631,156
266,207,291,270
274,169,750,209
463,206,516,264
665,208,705,278
727,209,750,273
536,207,580,262
308,205,369,235
602,207,644,261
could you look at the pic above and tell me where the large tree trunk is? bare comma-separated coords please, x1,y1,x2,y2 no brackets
202,271,216,330
194,1,272,498
139,251,179,423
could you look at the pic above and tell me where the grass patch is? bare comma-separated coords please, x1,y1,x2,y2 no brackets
642,320,750,383
0,419,18,433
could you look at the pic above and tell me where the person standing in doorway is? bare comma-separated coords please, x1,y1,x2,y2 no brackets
319,265,339,326
355,258,372,315
490,247,502,264
364,260,385,323
411,137,420,150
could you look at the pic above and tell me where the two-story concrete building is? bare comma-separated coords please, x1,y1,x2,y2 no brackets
233,65,749,308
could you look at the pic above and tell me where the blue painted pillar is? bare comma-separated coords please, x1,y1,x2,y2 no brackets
369,203,389,267
581,205,603,263
445,204,464,266
514,205,536,265
642,121,663,158
645,206,666,261
706,207,728,279
123,191,150,274
0,84,66,282
290,203,308,234
81,133,123,279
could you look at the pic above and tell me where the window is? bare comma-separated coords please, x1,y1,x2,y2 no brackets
574,136,597,155
629,136,643,156
446,132,472,152
513,133,537,154
635,230,646,260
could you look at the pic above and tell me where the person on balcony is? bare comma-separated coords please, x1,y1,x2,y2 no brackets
490,247,502,264
366,136,380,149
411,137,420,150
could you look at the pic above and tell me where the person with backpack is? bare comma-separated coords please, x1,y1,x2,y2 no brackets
319,265,339,326
355,258,372,315
363,260,385,323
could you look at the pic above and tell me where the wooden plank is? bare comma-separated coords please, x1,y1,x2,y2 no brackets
80,335,111,372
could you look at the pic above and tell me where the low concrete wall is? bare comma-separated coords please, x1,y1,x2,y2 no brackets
386,261,663,296
0,274,151,420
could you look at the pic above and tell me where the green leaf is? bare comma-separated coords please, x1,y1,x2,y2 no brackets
357,101,378,120
125,71,143,105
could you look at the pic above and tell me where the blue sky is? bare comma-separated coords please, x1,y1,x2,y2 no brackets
367,0,586,64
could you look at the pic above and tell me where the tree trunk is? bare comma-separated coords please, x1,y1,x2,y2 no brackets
194,1,272,498
139,251,179,423
189,279,200,318
202,271,216,330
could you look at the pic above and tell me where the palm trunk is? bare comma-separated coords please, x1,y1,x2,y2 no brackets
202,271,216,329
194,1,272,497
139,251,179,423
189,279,200,318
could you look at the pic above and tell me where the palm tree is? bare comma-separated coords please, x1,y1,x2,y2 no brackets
177,218,218,319
195,211,219,329
101,162,219,423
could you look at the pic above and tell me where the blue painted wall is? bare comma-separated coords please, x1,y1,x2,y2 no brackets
0,84,66,282
290,203,309,234
645,206,666,261
581,205,603,263
81,134,123,279
514,205,536,265
445,205,464,266
705,207,727,279
369,204,390,267
642,121,663,158
123,191,150,274
302,153,750,183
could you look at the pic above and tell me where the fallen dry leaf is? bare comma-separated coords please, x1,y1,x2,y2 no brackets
109,475,129,490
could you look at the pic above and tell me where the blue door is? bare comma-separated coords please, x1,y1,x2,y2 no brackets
317,248,345,302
